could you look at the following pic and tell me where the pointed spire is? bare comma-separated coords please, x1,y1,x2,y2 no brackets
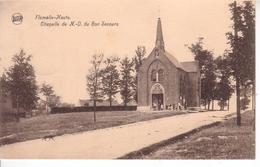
155,18,165,51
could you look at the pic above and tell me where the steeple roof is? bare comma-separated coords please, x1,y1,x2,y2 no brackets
150,18,199,73
155,18,165,51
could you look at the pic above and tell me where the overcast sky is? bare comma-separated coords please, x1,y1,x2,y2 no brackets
0,0,248,104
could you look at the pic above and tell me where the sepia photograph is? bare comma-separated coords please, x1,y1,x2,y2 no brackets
0,0,256,161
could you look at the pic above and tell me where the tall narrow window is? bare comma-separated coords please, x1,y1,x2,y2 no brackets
158,69,164,81
151,70,157,81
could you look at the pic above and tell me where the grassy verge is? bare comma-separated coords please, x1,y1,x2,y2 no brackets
122,110,255,159
0,110,185,145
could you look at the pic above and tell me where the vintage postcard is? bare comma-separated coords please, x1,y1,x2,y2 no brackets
0,0,255,160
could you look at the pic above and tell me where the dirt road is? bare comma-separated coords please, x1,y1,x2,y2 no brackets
0,110,233,159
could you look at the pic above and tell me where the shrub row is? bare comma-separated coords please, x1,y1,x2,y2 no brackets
0,111,26,123
51,105,137,114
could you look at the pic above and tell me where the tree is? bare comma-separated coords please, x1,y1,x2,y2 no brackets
86,53,104,122
226,1,255,126
119,57,135,108
40,83,54,113
240,84,251,111
4,49,38,121
187,38,217,110
240,1,255,128
0,73,8,98
214,55,234,110
100,56,120,111
240,96,250,110
47,95,61,108
133,46,146,102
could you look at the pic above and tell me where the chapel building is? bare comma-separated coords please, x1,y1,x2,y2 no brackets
137,18,201,111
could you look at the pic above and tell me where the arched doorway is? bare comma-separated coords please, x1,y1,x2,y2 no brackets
150,83,165,110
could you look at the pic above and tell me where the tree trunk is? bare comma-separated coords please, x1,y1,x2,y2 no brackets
243,85,247,111
109,96,112,112
236,80,241,126
221,101,224,110
212,100,214,110
124,83,128,110
124,100,127,111
234,1,241,126
227,99,230,111
252,83,255,131
46,96,49,114
93,100,96,123
136,75,138,103
94,71,98,123
16,95,20,122
30,107,33,117
207,100,210,110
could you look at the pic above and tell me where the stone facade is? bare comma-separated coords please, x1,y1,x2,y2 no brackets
137,18,200,111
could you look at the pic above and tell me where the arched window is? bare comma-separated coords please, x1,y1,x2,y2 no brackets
151,70,156,81
158,69,164,81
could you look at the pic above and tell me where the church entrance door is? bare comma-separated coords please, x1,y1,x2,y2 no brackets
152,94,164,110
151,83,165,110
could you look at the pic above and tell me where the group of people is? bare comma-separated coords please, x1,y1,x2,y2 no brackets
152,102,185,111
152,102,164,110
166,103,184,110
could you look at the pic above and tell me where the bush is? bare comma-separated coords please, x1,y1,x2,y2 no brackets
240,97,250,110
0,105,27,123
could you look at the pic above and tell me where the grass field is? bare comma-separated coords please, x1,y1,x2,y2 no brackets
127,110,255,159
0,110,185,145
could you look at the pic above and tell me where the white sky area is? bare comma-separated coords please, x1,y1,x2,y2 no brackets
0,0,248,105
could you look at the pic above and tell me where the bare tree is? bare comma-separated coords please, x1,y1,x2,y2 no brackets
86,53,104,122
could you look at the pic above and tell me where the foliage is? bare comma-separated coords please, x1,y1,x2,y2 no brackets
133,46,146,72
0,73,8,98
226,1,255,125
214,55,234,110
86,53,104,104
3,49,38,120
133,46,146,102
119,57,135,107
226,1,255,86
40,83,54,111
100,56,120,108
86,53,104,122
240,96,250,110
47,95,61,108
187,38,217,109
40,83,54,97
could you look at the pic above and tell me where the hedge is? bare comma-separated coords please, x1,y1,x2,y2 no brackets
51,106,137,114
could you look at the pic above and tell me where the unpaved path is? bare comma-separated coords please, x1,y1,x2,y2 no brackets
0,110,234,159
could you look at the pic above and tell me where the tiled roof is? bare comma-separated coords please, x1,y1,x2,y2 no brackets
163,51,199,72
180,61,199,72
164,51,182,68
